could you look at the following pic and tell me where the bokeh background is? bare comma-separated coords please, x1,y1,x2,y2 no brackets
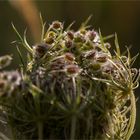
0,0,140,139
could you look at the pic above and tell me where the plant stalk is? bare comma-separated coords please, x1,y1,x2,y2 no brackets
38,121,43,140
70,116,77,140
125,90,136,140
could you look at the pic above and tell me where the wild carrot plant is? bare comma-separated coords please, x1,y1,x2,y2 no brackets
0,17,139,140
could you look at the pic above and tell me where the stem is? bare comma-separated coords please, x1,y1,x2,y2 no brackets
70,77,77,140
10,124,16,140
70,116,76,140
125,91,136,140
72,77,76,99
38,122,43,140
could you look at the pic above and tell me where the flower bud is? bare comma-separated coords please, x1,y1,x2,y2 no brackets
89,63,101,71
74,32,85,43
67,31,74,40
64,53,75,62
80,29,87,35
33,44,51,58
44,31,56,44
121,56,128,63
86,30,96,41
96,52,108,62
65,64,81,76
65,40,73,48
51,21,63,29
44,37,54,44
9,71,21,85
0,55,12,69
85,50,96,59
48,31,56,38
102,62,114,74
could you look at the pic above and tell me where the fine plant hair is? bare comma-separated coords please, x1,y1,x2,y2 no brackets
0,16,139,140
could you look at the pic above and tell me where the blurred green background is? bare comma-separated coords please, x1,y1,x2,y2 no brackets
0,0,140,139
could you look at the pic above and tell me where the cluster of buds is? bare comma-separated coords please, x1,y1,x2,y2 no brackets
26,21,139,139
0,20,139,140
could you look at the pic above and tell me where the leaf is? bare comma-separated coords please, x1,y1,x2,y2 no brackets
126,46,131,65
103,34,114,41
12,23,23,42
40,13,46,42
12,23,33,54
80,15,92,30
115,33,121,57
16,45,25,68
122,45,132,56
66,21,75,31
23,29,33,53
130,53,139,67
99,29,108,52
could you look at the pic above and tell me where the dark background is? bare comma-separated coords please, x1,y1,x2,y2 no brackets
0,0,140,139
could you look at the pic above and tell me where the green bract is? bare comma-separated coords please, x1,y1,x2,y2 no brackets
0,18,139,140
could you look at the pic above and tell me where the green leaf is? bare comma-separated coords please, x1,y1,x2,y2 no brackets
12,23,23,42
16,45,25,68
80,15,92,30
115,33,121,57
103,34,114,41
23,29,33,53
40,13,46,42
130,53,139,67
12,23,33,54
99,29,108,52
66,21,75,31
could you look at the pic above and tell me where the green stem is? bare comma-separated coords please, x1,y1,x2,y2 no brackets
10,124,16,140
70,116,77,140
125,91,136,140
38,122,43,140
72,77,76,99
